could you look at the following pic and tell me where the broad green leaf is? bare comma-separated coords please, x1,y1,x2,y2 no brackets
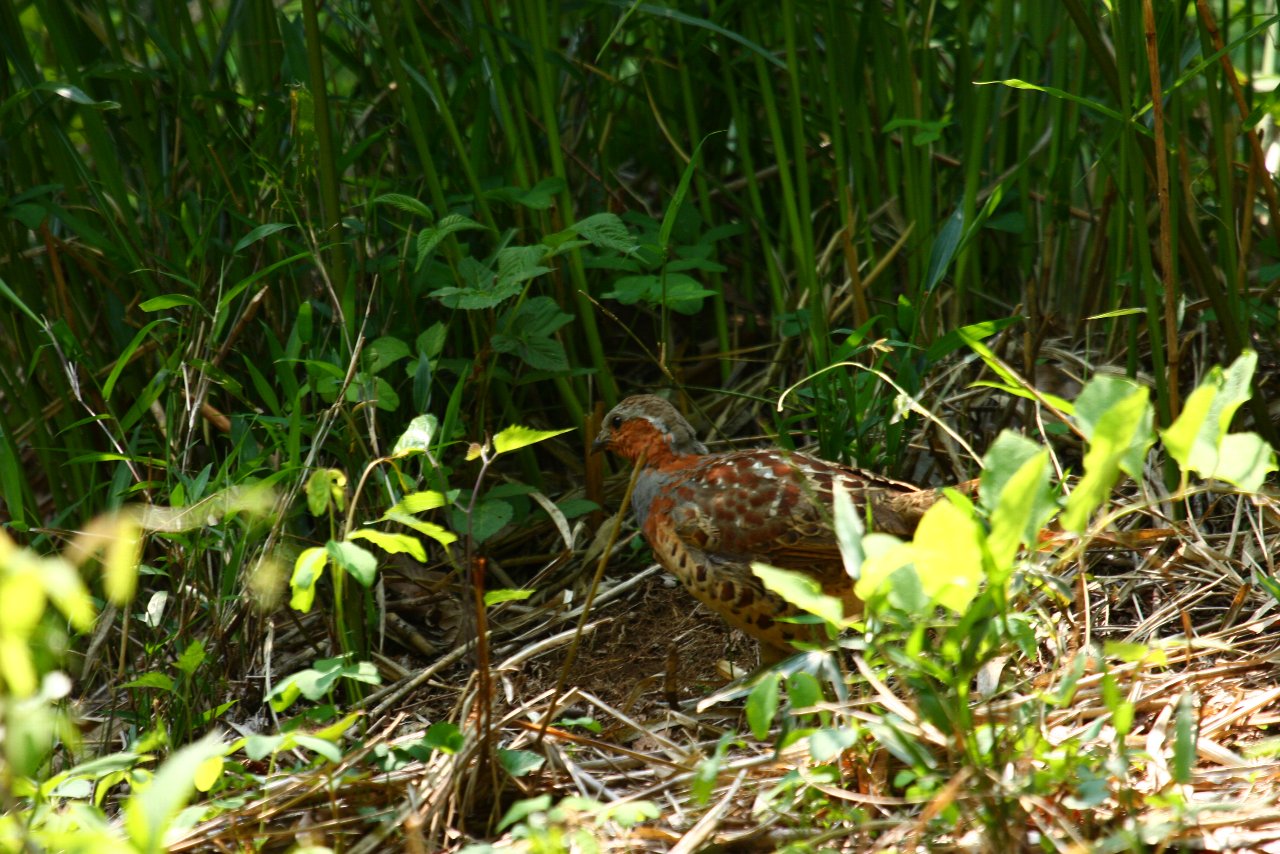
1213,432,1277,492
289,547,328,612
348,529,426,562
416,213,489,267
911,498,985,613
41,555,96,631
787,671,823,712
193,755,223,792
371,193,435,220
492,425,574,455
305,469,346,516
746,672,781,740
1162,352,1275,489
751,563,845,627
497,748,545,777
454,500,513,544
1075,375,1154,478
424,721,464,754
569,212,638,254
987,447,1054,569
392,415,439,457
485,177,565,210
175,640,205,675
1061,386,1153,531
854,534,915,609
363,336,410,374
326,540,378,587
809,727,858,763
497,795,552,832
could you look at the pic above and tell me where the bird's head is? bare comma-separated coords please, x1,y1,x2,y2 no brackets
592,395,708,464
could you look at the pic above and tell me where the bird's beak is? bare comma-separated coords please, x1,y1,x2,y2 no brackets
591,432,610,453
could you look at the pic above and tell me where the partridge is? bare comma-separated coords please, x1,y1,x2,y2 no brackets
593,394,970,661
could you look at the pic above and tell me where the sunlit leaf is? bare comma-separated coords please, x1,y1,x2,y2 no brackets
289,547,329,612
492,425,574,455
348,529,426,562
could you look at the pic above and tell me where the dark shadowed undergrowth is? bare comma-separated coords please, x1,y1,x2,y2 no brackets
4,1,1280,850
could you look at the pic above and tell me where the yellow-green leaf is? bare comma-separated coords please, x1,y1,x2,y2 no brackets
348,529,426,562
289,547,329,612
104,516,142,604
751,563,846,627
492,425,574,455
912,499,985,614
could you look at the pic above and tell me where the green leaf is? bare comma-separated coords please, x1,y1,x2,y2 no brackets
1162,352,1276,489
484,588,534,607
604,800,661,828
497,748,545,777
809,727,858,763
387,491,447,514
175,640,206,675
288,547,328,612
911,498,985,613
423,721,464,754
977,78,1133,127
139,294,205,313
1062,385,1153,532
392,415,439,457
485,177,566,210
660,133,720,251
455,500,513,544
326,540,378,587
232,223,293,254
786,671,823,713
832,481,865,582
416,213,489,267
1173,692,1196,784
371,193,435,220
497,794,552,832
568,212,638,254
305,468,346,516
1075,375,1154,478
492,296,574,371
121,672,175,692
35,81,120,109
986,444,1054,568
384,511,458,548
1213,432,1277,492
751,563,846,628
363,336,410,374
492,424,574,455
602,273,716,315
746,672,781,740
923,206,964,292
348,529,427,562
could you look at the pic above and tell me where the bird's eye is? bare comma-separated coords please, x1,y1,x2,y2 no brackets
609,414,624,429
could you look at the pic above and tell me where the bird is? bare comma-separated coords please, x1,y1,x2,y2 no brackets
592,394,973,663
